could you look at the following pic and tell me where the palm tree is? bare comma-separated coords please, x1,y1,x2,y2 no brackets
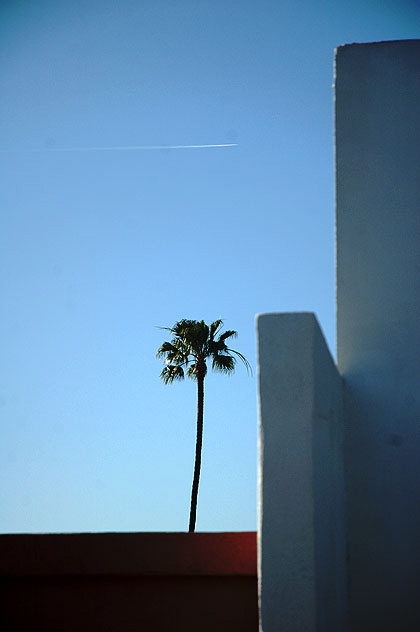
156,319,251,532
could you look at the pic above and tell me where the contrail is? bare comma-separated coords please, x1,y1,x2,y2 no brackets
31,143,238,152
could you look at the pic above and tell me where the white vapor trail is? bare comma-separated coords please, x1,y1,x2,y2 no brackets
34,143,238,152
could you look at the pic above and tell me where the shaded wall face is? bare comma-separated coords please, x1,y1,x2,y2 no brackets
0,532,258,632
1,575,257,632
335,40,420,631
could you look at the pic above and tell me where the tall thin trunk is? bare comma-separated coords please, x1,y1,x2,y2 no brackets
189,374,204,532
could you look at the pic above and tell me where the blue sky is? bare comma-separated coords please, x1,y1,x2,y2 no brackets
1,0,419,533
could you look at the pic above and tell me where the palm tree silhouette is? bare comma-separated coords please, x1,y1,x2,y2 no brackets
157,319,251,532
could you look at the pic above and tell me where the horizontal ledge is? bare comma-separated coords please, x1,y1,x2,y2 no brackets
0,532,257,578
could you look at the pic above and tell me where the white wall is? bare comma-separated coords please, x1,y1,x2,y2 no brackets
257,313,347,632
335,40,420,630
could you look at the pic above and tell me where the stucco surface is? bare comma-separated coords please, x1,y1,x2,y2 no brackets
0,531,256,577
335,40,420,630
257,313,346,632
0,531,258,632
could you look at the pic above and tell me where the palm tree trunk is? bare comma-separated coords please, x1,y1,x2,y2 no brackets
189,375,204,532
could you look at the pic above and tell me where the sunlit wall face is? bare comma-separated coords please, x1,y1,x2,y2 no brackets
336,40,420,630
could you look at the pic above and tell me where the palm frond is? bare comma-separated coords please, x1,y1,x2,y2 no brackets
160,364,185,384
189,320,209,354
157,318,251,382
171,319,198,338
212,353,236,374
156,341,178,358
227,348,253,375
209,319,224,340
218,329,237,342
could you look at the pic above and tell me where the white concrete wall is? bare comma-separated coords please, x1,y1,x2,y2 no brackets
257,313,347,632
335,40,420,630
